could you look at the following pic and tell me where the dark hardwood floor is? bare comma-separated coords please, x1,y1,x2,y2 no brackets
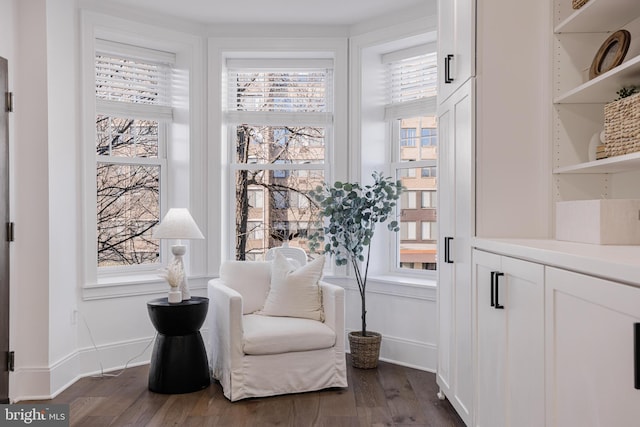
23,357,465,426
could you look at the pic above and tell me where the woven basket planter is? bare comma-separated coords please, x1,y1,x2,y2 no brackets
572,0,588,9
348,331,382,369
604,92,640,157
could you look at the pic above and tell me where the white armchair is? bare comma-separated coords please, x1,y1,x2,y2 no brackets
208,259,347,401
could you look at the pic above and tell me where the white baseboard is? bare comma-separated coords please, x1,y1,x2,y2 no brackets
347,329,437,372
11,325,212,402
11,336,155,402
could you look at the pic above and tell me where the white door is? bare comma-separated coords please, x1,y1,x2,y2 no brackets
545,267,640,426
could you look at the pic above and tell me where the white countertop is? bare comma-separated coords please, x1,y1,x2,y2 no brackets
472,238,640,286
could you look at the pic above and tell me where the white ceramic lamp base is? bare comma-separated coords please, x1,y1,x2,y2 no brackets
171,244,191,301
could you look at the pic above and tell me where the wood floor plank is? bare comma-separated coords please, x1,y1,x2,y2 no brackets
376,362,429,425
405,372,466,427
318,386,358,418
188,385,227,417
356,406,395,427
73,415,114,427
146,394,195,427
108,389,170,426
351,365,388,408
68,396,108,425
23,358,465,427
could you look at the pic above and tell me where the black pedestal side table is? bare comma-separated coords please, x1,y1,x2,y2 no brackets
147,296,210,393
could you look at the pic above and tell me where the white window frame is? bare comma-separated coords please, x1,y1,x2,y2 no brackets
81,12,205,298
209,37,348,270
224,60,333,261
351,17,438,282
94,42,172,274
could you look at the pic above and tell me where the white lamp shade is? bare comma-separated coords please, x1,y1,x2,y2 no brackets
153,208,204,240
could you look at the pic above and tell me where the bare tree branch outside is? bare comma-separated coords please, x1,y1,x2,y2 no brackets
96,116,161,267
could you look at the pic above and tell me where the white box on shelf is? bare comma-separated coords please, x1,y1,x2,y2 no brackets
556,199,640,245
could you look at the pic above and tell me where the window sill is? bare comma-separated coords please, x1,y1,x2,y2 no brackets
367,273,436,288
83,274,210,301
323,273,437,300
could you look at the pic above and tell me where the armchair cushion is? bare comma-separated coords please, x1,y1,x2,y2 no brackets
242,314,336,355
219,261,271,314
259,252,325,321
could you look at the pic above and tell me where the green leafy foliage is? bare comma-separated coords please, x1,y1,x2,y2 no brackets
308,171,403,335
616,86,638,100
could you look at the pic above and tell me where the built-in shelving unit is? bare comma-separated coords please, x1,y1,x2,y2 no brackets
554,0,640,33
554,54,640,104
554,151,640,174
553,0,640,182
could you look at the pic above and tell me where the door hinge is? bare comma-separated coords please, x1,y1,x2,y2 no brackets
6,222,13,242
5,92,13,113
7,351,14,372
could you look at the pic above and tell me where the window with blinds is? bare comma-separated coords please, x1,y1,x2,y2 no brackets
227,70,331,113
385,44,438,273
386,52,437,104
95,56,170,105
224,58,333,262
94,41,173,269
383,45,437,121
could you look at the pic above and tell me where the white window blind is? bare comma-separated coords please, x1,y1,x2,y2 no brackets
95,41,174,120
384,47,437,120
226,59,333,114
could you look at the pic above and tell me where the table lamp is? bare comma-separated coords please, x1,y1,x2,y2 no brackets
153,208,204,302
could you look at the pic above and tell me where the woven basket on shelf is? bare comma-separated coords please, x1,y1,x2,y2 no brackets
348,331,382,369
572,0,589,9
604,92,640,157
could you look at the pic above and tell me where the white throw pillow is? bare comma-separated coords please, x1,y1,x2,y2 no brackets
259,252,325,321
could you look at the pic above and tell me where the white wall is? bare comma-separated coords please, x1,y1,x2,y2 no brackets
11,0,52,400
45,0,81,393
475,0,553,238
327,277,438,371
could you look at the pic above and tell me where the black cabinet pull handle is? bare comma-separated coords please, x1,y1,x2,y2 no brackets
490,271,496,307
494,272,504,309
444,54,454,84
635,323,640,389
444,237,453,263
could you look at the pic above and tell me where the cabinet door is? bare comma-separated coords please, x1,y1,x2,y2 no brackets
438,0,476,103
545,267,640,427
501,256,544,427
474,250,505,427
437,79,474,426
474,251,544,427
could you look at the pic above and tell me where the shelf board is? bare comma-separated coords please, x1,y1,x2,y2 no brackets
554,151,640,174
555,0,640,33
554,54,640,104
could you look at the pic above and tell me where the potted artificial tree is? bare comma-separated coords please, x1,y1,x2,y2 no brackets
309,171,403,368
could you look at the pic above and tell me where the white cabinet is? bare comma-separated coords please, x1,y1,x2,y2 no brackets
437,79,474,426
545,267,640,426
473,250,545,427
437,0,475,104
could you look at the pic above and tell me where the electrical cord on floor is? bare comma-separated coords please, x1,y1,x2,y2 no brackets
78,310,157,378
